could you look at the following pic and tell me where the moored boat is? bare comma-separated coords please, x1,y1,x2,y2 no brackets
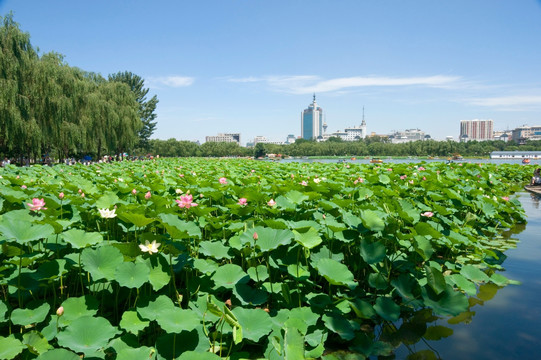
370,158,383,163
524,185,541,195
522,158,531,164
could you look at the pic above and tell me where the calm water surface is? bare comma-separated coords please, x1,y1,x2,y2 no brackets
393,191,541,360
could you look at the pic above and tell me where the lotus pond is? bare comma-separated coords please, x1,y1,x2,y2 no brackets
0,159,532,359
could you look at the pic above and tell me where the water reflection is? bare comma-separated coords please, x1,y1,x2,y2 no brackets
389,192,541,360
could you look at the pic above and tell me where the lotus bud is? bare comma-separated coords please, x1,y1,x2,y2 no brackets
56,306,64,317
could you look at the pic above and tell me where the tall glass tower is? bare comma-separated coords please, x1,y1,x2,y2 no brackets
301,94,323,140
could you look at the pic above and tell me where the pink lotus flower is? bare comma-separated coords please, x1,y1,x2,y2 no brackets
219,177,227,184
300,181,308,186
501,196,509,201
27,198,47,212
81,193,85,198
176,195,198,209
238,198,247,206
418,166,425,171
132,189,137,195
400,175,407,180
56,306,64,317
145,191,151,200
21,185,27,189
59,192,65,199
267,199,276,207
253,232,258,240
421,211,434,217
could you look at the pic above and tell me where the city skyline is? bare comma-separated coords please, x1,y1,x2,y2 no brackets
2,1,541,144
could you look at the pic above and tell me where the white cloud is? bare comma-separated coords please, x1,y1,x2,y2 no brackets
225,75,460,94
147,76,194,88
469,95,541,107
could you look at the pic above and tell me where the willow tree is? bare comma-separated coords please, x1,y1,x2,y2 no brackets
108,71,158,152
0,13,39,157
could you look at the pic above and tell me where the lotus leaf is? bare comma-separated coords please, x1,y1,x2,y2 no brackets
116,347,156,360
322,313,360,341
119,310,149,334
23,330,51,355
0,335,25,360
0,301,7,323
247,264,269,282
10,302,50,326
58,295,99,325
424,265,446,295
137,295,175,321
212,264,249,289
56,316,119,355
316,258,357,289
232,307,272,342
198,240,233,259
155,306,201,333
0,219,54,244
36,348,81,360
360,238,386,264
423,325,453,341
81,245,124,281
361,209,386,231
94,191,121,209
114,261,150,288
177,351,222,360
293,227,322,249
138,256,171,291
284,326,305,359
374,297,401,322
62,228,103,249
159,213,201,239
421,284,469,316
241,226,294,253
233,283,268,305
460,264,490,283
117,211,156,228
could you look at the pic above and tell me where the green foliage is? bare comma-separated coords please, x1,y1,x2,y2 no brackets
0,159,531,358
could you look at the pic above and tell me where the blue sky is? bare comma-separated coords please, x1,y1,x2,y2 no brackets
2,0,541,144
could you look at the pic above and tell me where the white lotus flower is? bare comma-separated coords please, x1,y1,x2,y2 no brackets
98,208,117,218
139,240,161,254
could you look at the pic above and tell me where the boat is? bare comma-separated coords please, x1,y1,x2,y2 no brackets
522,158,531,164
524,185,541,195
370,158,383,163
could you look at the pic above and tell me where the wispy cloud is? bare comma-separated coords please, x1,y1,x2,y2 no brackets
468,95,541,108
147,76,195,88
225,75,461,94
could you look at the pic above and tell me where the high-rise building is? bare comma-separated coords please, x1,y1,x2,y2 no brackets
459,119,494,142
301,94,323,140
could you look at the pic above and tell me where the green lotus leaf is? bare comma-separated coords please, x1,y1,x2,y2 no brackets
242,226,294,253
36,348,81,360
0,301,7,323
425,265,447,295
58,295,99,325
341,210,362,228
350,298,377,319
62,228,103,249
177,351,222,360
287,263,310,280
81,245,124,281
247,265,269,282
293,227,322,249
361,209,385,231
137,255,171,291
198,240,233,260
285,190,309,205
460,264,490,283
415,222,442,239
378,174,391,184
322,313,360,341
155,307,200,333
232,307,272,342
158,213,201,239
10,302,50,326
23,330,51,355
116,347,156,360
94,191,121,209
0,335,25,360
0,219,54,244
284,326,305,359
56,316,119,355
448,274,477,296
316,258,357,289
119,310,149,334
117,211,155,228
155,329,209,358
374,297,401,322
421,284,469,316
36,259,69,280
212,264,249,289
114,261,150,288
360,238,386,264
137,295,175,321
288,307,320,328
275,195,296,210
233,283,268,306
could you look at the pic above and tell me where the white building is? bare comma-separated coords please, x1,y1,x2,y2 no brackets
511,125,541,144
205,133,241,145
460,119,493,142
389,129,428,144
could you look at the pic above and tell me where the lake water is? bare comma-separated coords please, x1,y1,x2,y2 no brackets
393,190,541,360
